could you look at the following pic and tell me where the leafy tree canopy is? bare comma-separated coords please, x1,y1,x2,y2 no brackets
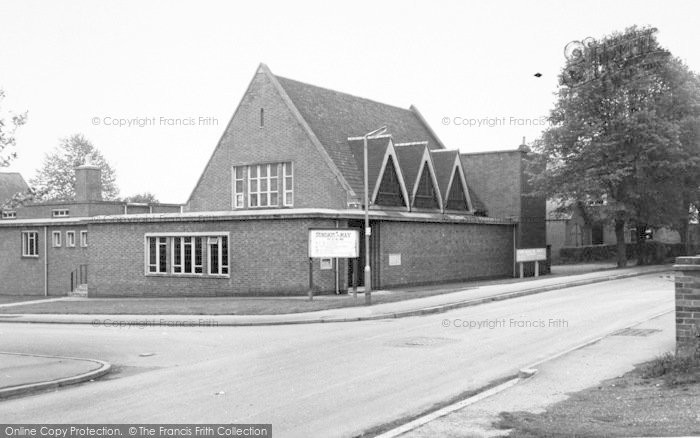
531,26,700,265
122,192,159,203
0,89,27,167
30,134,119,201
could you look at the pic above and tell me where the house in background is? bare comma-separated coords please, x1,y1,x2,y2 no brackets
0,172,29,214
546,200,681,263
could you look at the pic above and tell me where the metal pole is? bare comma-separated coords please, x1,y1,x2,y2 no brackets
364,133,372,305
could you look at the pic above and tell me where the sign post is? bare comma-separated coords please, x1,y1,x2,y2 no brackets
515,248,547,278
308,229,360,300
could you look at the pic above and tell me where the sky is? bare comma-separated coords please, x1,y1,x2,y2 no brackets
0,0,698,203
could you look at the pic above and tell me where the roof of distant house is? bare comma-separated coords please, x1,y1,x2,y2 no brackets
0,172,28,207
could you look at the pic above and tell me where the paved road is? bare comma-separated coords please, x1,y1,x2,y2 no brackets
0,273,673,437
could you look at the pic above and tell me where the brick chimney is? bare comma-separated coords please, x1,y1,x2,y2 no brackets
75,165,102,202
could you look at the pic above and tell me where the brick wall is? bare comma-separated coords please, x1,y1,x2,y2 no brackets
674,256,700,357
0,225,88,296
186,69,348,212
461,151,522,220
89,217,346,297
378,221,514,287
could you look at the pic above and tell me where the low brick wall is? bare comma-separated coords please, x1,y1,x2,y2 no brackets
674,256,700,357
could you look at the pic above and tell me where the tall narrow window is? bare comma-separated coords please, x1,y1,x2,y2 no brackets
283,162,293,206
66,231,76,247
233,166,245,209
80,231,88,247
148,237,167,273
260,108,264,127
208,236,229,275
22,231,39,257
52,231,62,247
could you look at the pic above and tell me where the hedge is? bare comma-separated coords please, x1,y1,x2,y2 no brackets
559,241,695,264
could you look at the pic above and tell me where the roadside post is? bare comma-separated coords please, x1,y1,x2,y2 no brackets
308,229,360,301
515,248,547,278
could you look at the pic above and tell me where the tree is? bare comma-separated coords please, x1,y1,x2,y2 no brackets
0,89,27,167
30,134,119,201
122,192,159,203
530,26,700,267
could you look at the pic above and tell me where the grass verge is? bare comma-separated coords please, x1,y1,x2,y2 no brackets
496,353,700,437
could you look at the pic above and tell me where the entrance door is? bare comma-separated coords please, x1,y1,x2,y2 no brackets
347,220,380,288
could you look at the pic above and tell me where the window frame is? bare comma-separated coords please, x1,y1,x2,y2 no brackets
248,163,279,208
2,211,17,219
80,230,88,247
21,231,40,258
232,166,245,209
144,232,230,278
52,209,70,218
283,162,293,207
207,235,230,276
52,230,62,248
66,231,76,247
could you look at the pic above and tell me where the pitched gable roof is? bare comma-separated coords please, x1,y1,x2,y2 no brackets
0,172,28,207
274,74,445,197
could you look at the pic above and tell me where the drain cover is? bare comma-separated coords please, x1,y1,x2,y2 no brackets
387,337,459,348
611,328,661,337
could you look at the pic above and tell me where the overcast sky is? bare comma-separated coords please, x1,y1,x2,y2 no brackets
0,0,698,203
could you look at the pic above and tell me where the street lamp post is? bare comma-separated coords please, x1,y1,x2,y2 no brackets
363,126,387,305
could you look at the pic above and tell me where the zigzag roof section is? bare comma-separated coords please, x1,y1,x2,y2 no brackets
431,150,476,213
347,135,393,198
370,139,411,211
394,143,427,196
274,74,445,197
395,142,443,211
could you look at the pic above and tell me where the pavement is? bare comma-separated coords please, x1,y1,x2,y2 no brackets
394,311,675,438
0,352,111,399
0,263,671,326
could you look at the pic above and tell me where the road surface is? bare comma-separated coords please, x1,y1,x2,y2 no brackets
0,273,674,437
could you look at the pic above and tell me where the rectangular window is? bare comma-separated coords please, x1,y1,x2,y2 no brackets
52,209,70,218
2,211,17,219
52,231,62,247
67,231,76,247
172,236,203,275
22,231,39,257
283,162,293,206
80,231,88,247
207,236,230,275
248,163,279,208
147,236,168,273
146,233,229,277
232,166,245,209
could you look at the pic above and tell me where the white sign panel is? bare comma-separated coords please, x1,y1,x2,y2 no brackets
308,229,360,258
388,253,401,266
516,248,547,262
